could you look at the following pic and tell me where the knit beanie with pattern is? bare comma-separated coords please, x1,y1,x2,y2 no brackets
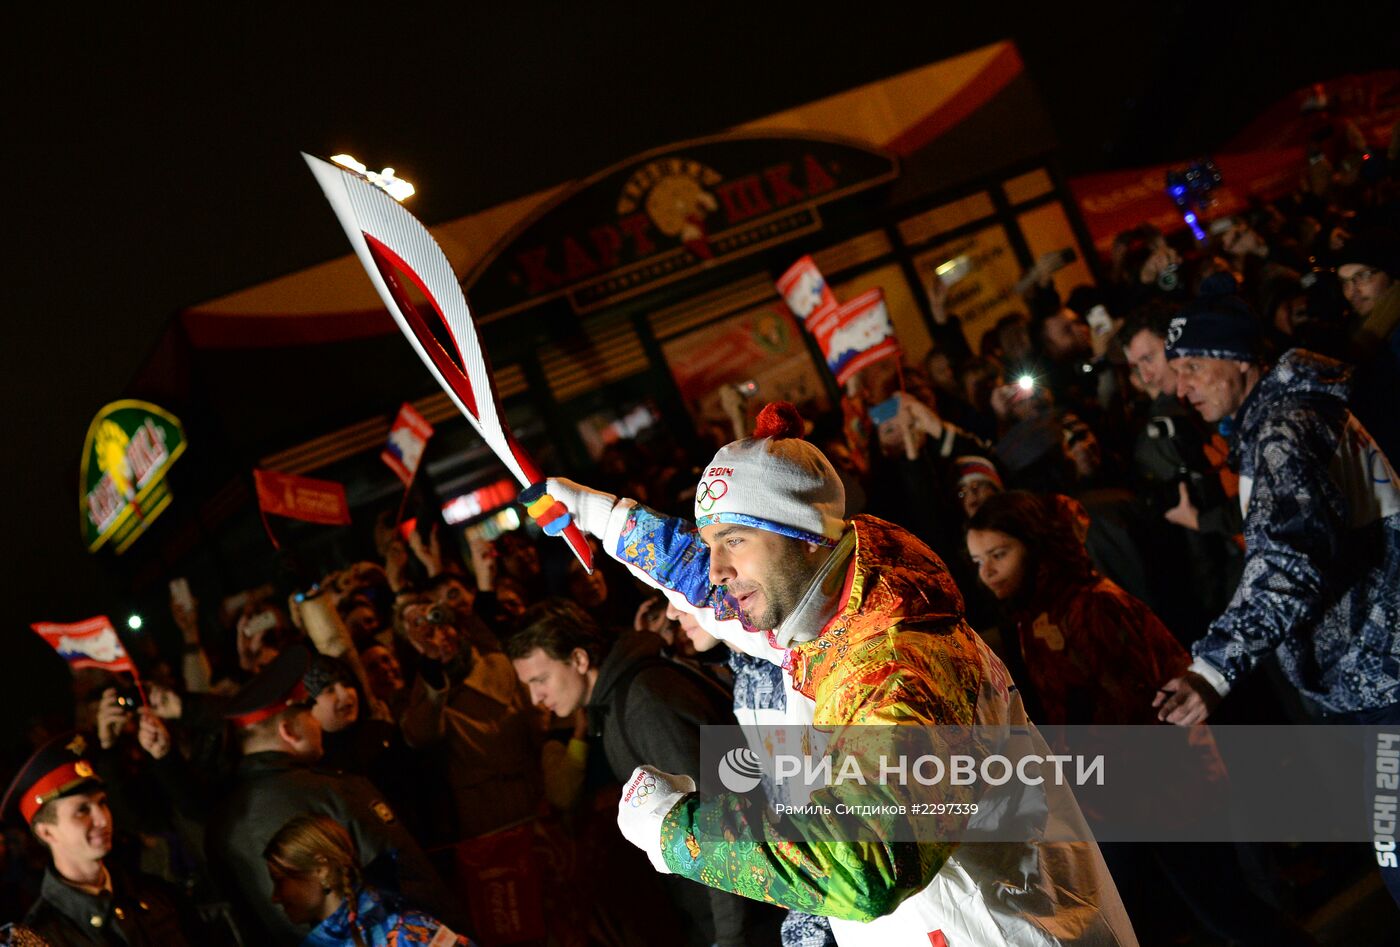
694,403,845,546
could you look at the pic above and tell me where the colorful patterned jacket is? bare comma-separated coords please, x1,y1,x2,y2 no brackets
302,885,472,947
608,506,1136,942
1189,349,1400,713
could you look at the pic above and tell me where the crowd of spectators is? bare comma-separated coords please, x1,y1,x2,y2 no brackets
2,113,1397,946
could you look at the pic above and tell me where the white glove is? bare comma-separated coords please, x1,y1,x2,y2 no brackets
527,477,618,540
616,765,695,874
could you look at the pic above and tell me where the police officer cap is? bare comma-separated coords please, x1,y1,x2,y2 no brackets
2,731,103,825
224,644,314,728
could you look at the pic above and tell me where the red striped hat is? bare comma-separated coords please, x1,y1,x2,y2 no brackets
954,455,1003,490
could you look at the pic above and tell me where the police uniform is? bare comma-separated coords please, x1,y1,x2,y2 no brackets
205,646,459,946
2,733,195,947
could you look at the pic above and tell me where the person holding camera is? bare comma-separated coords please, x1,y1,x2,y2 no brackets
1119,301,1245,643
393,589,542,841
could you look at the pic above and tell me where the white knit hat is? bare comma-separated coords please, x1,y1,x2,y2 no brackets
694,403,845,546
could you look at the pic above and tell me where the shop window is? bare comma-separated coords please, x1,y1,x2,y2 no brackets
648,273,775,341
897,192,996,248
660,302,827,432
912,225,1024,353
829,263,934,367
811,230,893,277
538,311,650,401
1016,202,1094,299
1002,168,1053,206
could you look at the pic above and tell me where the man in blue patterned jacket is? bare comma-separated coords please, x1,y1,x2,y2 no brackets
1153,294,1400,723
1152,294,1400,903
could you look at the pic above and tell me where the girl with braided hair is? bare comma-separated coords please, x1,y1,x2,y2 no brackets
264,815,473,947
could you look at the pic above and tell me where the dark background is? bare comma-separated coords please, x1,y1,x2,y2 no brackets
5,5,1397,720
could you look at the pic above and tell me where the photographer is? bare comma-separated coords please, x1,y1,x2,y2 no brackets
1119,302,1245,639
394,590,542,841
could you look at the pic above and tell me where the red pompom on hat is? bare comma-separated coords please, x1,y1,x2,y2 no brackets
752,401,806,440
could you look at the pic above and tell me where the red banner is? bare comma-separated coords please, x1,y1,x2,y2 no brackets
808,288,900,386
453,823,546,944
253,468,352,526
31,616,136,674
380,402,434,485
1069,148,1306,254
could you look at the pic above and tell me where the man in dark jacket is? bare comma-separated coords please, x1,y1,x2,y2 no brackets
1120,302,1245,638
1334,228,1400,463
506,599,776,947
205,646,457,945
3,732,197,946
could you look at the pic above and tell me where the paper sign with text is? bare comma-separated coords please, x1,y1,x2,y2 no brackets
254,469,352,526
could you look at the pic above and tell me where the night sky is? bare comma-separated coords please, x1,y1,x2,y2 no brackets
5,4,1396,727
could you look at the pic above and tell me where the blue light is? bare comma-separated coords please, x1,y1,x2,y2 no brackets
1182,210,1206,242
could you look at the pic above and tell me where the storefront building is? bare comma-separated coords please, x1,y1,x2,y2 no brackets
128,40,1098,595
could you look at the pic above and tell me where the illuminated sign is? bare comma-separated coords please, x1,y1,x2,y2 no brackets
442,478,518,525
80,400,186,554
465,133,897,319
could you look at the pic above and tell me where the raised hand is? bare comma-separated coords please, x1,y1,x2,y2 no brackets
137,708,172,760
96,688,132,750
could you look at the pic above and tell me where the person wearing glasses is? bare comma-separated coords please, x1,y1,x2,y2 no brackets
1335,228,1400,463
1335,229,1398,321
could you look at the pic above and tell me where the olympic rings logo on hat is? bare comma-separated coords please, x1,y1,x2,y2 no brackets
696,479,729,512
627,775,658,807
